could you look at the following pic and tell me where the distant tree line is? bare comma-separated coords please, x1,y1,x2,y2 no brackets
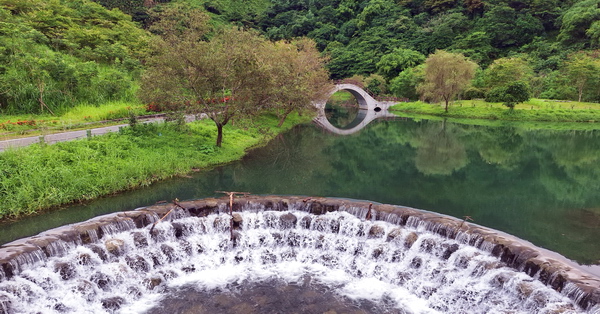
3,0,600,116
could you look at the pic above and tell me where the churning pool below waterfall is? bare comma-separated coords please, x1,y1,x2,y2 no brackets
0,209,586,314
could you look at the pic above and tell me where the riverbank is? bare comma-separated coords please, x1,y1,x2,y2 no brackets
0,113,311,220
391,99,600,124
0,102,150,141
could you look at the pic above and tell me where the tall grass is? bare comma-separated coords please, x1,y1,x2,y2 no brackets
0,113,310,219
59,102,147,122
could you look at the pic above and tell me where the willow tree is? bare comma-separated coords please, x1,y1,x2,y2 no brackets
140,9,329,146
418,50,478,112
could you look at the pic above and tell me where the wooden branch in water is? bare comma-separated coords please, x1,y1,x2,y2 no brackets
149,198,185,234
366,203,373,220
458,215,474,229
216,191,250,240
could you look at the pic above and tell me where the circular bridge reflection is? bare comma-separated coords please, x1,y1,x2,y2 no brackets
324,91,361,129
314,84,397,135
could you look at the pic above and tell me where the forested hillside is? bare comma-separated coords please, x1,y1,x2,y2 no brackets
259,0,581,73
255,0,600,102
90,0,600,103
2,0,600,115
0,0,150,114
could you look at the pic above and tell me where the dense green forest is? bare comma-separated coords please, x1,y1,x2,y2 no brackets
0,0,150,114
2,0,600,115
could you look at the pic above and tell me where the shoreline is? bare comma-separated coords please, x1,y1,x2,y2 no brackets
391,102,600,129
0,113,313,221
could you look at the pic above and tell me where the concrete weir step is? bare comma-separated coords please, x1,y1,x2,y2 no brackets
0,195,598,311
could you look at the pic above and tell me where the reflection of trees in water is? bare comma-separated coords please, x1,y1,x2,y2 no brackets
324,94,359,128
226,127,334,194
476,127,524,170
287,120,600,263
531,130,600,206
413,120,468,176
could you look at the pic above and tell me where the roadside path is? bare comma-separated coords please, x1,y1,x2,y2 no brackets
0,115,202,152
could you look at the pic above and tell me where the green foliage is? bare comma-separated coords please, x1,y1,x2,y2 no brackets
477,4,543,49
389,65,424,100
364,74,388,96
462,86,485,100
0,113,310,218
561,51,600,102
391,99,600,123
485,82,531,109
485,87,507,103
376,48,425,82
482,57,534,90
140,9,330,146
0,0,150,114
449,31,493,66
418,50,478,111
558,0,600,46
247,0,594,93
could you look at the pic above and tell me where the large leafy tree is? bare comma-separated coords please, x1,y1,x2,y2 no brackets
141,9,272,146
483,57,534,90
562,52,600,102
268,38,332,127
417,50,477,112
140,8,330,146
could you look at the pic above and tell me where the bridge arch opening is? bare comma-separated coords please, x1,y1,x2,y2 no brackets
324,90,366,129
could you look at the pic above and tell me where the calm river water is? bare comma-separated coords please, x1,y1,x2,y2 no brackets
2,116,600,266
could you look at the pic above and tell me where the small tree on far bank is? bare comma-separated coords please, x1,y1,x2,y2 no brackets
563,52,599,102
485,81,530,109
418,50,478,112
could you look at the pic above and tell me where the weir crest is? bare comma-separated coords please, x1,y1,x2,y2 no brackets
0,196,598,313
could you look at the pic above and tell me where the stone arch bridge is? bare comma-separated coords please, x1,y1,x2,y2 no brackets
313,83,397,135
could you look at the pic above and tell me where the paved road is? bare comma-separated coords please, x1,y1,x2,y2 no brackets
0,115,202,152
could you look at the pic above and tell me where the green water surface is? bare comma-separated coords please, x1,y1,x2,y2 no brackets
2,118,599,265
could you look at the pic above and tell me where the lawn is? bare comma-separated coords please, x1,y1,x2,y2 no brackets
391,99,600,123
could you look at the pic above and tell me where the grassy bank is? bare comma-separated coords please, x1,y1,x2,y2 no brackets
0,113,311,219
391,99,600,123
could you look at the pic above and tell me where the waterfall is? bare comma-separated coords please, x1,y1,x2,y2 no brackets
0,196,598,314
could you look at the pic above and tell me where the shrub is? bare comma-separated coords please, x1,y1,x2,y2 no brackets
463,87,485,99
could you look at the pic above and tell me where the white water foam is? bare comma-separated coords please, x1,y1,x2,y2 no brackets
0,211,585,313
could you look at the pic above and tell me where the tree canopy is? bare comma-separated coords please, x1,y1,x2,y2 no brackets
5,0,600,115
0,0,150,114
418,50,478,112
139,9,330,146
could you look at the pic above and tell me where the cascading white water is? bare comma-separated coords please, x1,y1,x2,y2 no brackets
0,209,585,314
